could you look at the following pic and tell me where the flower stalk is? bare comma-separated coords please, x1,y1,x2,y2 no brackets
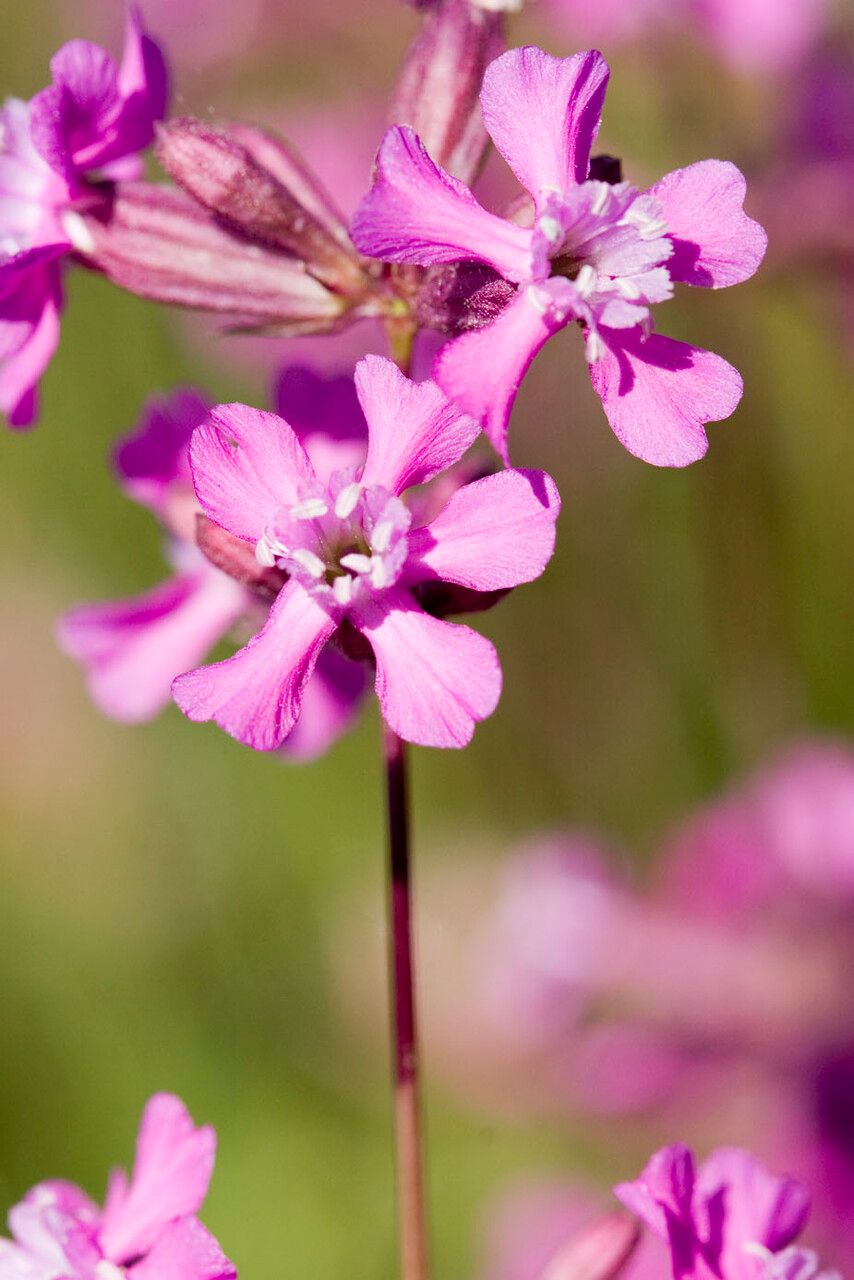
383,724,430,1280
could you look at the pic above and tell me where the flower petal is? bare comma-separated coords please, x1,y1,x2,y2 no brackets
57,571,247,725
357,355,480,495
408,468,560,591
8,1183,99,1269
351,126,535,281
696,1148,811,1264
589,327,743,467
171,581,336,752
278,646,366,761
98,1094,217,1264
0,265,63,429
113,389,209,511
613,1143,696,1238
649,160,768,288
481,48,610,203
128,1219,235,1280
434,290,562,462
189,402,317,543
360,588,501,748
273,365,366,480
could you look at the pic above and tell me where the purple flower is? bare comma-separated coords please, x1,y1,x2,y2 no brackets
58,368,369,761
171,354,560,750
614,1144,836,1280
352,46,767,466
0,9,167,426
0,1093,234,1280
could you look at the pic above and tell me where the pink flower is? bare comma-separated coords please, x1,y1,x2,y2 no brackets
0,9,167,426
614,1145,837,1280
58,368,369,761
0,1093,234,1280
352,46,767,466
171,354,560,750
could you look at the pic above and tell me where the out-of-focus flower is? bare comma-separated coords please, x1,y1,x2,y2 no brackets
0,1093,234,1280
353,46,766,465
0,10,167,426
615,1144,839,1280
542,0,829,75
58,368,369,761
172,355,560,750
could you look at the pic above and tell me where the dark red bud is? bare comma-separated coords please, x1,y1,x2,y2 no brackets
195,515,287,600
66,182,346,330
157,117,367,294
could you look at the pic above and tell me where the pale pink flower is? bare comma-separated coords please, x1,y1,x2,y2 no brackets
615,1144,838,1280
0,1094,234,1280
172,355,560,750
352,46,767,465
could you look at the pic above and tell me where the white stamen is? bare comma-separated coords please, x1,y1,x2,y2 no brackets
537,214,563,245
290,548,325,579
255,537,277,567
585,328,606,362
95,1263,126,1280
574,264,597,298
590,183,610,217
371,521,394,554
614,276,642,300
340,552,372,575
290,497,328,520
371,558,391,590
61,210,96,255
526,285,552,315
332,575,354,607
334,482,361,519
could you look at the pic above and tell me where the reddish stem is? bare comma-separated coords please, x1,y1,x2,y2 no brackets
383,724,429,1280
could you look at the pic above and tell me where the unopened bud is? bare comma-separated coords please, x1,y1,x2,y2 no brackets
538,1213,642,1280
391,0,507,184
68,182,347,332
157,117,367,294
195,515,287,600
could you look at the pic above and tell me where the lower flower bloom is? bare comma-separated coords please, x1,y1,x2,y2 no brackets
171,354,560,750
58,368,370,761
0,1093,234,1280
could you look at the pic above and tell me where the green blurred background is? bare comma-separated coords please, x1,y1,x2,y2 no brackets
1,4,851,1278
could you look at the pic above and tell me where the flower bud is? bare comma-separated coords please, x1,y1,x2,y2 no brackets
65,182,347,331
157,117,368,294
537,1213,641,1280
391,0,508,184
195,515,286,600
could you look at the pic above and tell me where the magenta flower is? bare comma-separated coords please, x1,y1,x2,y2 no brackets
352,46,767,466
171,354,559,750
0,9,167,426
615,1145,838,1280
58,367,369,761
0,1093,234,1280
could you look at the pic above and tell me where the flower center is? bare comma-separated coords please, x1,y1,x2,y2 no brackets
530,180,674,359
255,469,411,608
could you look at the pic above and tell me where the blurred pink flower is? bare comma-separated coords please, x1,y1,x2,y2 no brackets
0,1093,234,1280
543,0,829,74
172,355,560,750
58,367,368,760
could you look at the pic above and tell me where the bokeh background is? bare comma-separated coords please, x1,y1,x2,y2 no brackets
1,3,852,1278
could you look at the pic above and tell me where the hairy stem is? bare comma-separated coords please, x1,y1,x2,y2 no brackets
383,724,429,1280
